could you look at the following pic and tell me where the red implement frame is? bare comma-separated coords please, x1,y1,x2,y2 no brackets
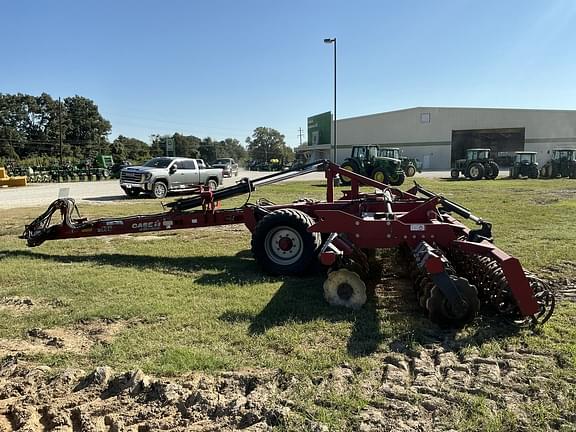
21,161,540,317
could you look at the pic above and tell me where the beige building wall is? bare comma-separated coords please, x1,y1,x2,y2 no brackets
327,107,576,169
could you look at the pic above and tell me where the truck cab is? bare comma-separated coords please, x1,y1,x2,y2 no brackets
120,157,223,199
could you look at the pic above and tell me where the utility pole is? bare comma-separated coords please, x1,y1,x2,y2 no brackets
298,128,304,146
58,97,63,175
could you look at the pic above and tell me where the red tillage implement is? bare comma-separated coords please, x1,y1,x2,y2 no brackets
21,161,554,326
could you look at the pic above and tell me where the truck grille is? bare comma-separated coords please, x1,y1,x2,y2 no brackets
121,171,143,183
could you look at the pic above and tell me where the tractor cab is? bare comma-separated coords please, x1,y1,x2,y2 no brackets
510,152,538,179
466,148,491,161
552,149,576,161
540,148,576,179
378,148,400,159
514,151,537,164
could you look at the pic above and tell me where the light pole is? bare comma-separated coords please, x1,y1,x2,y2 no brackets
324,37,336,162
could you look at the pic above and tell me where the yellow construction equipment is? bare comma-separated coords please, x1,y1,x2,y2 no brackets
0,167,27,187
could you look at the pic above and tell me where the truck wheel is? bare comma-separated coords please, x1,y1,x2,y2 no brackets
485,162,499,179
251,209,321,276
150,181,168,199
405,165,416,177
323,269,367,310
468,163,484,180
450,169,460,179
206,179,218,191
529,166,539,179
124,189,140,198
389,171,405,186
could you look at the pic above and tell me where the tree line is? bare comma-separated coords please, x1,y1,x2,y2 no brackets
0,92,293,167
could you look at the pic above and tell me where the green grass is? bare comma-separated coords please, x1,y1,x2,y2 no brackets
0,177,575,430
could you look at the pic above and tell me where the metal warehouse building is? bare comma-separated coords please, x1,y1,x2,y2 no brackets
306,107,576,170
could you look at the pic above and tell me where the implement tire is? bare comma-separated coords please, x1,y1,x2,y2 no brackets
251,209,321,276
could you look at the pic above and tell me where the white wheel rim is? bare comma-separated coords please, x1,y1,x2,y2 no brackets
154,183,166,196
470,166,479,177
264,226,303,265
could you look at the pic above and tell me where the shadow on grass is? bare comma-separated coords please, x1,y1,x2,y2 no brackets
1,249,384,357
223,276,383,357
82,195,131,202
0,249,266,285
0,250,523,358
380,275,523,355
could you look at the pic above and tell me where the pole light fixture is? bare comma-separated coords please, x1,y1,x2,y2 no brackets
323,37,337,163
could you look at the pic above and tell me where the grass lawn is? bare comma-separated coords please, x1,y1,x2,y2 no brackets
0,177,575,431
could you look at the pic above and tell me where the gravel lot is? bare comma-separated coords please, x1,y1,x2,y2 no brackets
0,169,453,209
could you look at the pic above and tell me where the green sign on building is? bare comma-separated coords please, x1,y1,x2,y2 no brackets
307,112,332,146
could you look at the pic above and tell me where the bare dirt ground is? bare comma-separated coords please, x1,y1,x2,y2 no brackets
0,274,573,431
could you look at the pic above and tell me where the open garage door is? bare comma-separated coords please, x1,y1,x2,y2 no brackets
451,128,525,167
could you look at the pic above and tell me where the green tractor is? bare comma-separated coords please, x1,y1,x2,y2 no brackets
509,151,539,179
340,145,405,186
378,147,422,177
450,148,500,180
539,149,576,179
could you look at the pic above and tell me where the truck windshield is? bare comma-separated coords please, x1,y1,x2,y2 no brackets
214,159,230,164
143,158,173,168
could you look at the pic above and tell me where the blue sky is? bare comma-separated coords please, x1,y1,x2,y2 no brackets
2,0,576,146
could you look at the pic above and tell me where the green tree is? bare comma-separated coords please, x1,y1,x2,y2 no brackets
246,127,290,163
220,138,247,162
64,95,111,146
111,135,151,163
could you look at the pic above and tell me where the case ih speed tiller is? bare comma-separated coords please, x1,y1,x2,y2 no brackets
21,161,554,326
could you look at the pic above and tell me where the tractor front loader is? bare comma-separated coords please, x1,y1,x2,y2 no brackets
21,161,555,327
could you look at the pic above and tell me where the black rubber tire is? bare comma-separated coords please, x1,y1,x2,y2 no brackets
124,188,140,198
467,163,484,180
339,161,358,186
528,166,539,179
150,181,168,199
540,164,551,178
485,161,499,179
206,179,218,191
388,171,405,186
426,277,480,326
251,209,321,276
371,168,388,185
405,165,416,177
450,169,460,179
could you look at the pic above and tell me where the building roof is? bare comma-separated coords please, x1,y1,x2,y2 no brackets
339,106,576,123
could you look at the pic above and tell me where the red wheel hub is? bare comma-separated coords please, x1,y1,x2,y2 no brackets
278,237,293,251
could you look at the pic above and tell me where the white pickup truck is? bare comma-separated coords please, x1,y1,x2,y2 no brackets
120,157,223,198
